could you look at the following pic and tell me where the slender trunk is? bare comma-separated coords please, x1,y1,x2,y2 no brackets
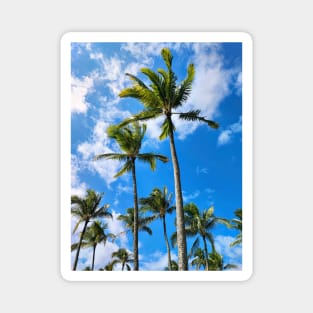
122,262,125,271
202,235,209,271
73,220,89,271
91,244,96,271
162,216,172,271
168,126,188,270
131,158,139,271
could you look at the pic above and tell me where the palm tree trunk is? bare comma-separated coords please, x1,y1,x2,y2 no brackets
168,126,188,270
91,245,96,271
162,216,172,271
202,235,209,271
73,220,88,271
131,158,139,271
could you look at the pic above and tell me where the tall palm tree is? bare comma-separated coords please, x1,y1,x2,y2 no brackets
94,122,168,270
140,186,175,270
71,189,112,270
71,220,113,270
111,248,134,271
230,208,242,247
118,48,219,270
172,203,230,271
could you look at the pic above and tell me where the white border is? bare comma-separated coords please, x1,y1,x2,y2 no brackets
60,32,253,281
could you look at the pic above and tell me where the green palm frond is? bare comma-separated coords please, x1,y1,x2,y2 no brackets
161,48,173,69
125,73,148,88
170,232,177,248
114,160,133,178
93,153,129,162
119,86,162,109
137,153,168,170
173,63,195,107
178,110,219,129
159,117,176,140
189,237,200,258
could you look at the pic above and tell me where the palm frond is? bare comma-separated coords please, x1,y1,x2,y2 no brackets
161,48,173,70
114,160,133,178
93,153,128,162
170,232,177,248
125,73,148,88
159,117,175,140
178,110,219,129
137,153,168,171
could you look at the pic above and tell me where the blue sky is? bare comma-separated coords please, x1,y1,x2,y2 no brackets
71,42,242,270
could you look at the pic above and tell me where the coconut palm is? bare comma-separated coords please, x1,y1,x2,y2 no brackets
207,251,238,271
190,248,237,271
71,189,112,270
111,248,134,271
172,203,230,271
94,122,168,270
230,208,242,247
190,248,206,270
71,220,113,270
140,186,175,270
118,48,219,270
117,207,154,237
164,260,178,271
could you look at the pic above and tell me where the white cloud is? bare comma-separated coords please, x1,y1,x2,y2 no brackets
173,44,241,140
73,240,121,271
217,116,242,146
71,75,94,114
77,120,121,186
141,251,178,271
215,235,242,268
71,154,88,197
182,190,200,202
196,166,209,175
107,210,128,247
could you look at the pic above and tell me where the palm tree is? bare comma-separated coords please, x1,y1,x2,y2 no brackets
140,186,175,270
111,248,134,271
164,260,178,271
190,248,237,271
172,203,230,271
190,248,206,270
118,48,219,270
71,220,113,270
117,207,154,237
94,122,168,270
71,189,112,270
207,251,237,271
230,208,242,247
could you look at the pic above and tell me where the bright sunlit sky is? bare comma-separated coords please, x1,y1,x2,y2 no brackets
71,41,242,270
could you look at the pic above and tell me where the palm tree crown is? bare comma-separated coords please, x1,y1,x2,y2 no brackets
118,48,219,270
111,248,134,271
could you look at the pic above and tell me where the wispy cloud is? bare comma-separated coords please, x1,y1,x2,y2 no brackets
141,251,178,270
174,44,241,140
71,154,88,197
196,166,209,175
215,235,242,268
71,75,94,114
76,120,121,186
217,116,242,146
182,190,200,202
